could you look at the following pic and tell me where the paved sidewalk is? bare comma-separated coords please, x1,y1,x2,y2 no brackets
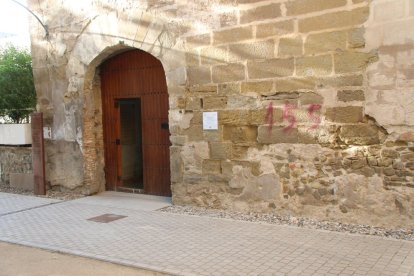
0,192,60,216
0,241,166,276
0,192,413,275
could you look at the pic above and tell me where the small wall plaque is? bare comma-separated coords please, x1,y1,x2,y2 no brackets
43,127,52,139
203,112,218,130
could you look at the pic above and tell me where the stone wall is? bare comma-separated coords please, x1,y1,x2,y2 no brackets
27,0,414,228
0,146,32,186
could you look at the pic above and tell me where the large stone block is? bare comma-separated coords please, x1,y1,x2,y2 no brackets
185,97,202,110
186,33,211,49
337,90,365,102
249,108,283,125
168,86,185,96
256,20,294,38
325,106,363,123
219,110,250,125
339,125,380,145
209,142,232,160
202,159,221,174
305,31,347,55
213,26,253,45
286,0,347,16
299,92,324,105
299,7,369,33
212,63,245,83
278,36,303,57
227,95,259,109
317,74,363,88
203,96,227,109
229,40,275,61
218,83,241,95
240,3,281,24
223,126,258,143
182,125,204,141
296,55,332,76
200,46,227,65
188,84,217,94
241,81,273,95
257,126,298,144
334,51,378,74
275,77,316,92
185,50,199,66
247,58,294,79
187,66,211,85
170,146,183,182
166,67,186,86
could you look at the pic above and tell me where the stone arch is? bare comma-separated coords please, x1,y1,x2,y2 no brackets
73,12,185,194
81,44,135,194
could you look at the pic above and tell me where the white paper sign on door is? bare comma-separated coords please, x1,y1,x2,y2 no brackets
203,112,218,130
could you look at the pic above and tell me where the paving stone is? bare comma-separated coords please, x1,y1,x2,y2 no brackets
0,192,412,275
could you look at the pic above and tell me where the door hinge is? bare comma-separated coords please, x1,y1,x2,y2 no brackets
161,122,169,129
117,175,122,181
115,139,121,145
114,101,119,108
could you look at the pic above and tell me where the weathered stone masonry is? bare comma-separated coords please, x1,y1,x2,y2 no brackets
28,0,414,228
0,146,32,186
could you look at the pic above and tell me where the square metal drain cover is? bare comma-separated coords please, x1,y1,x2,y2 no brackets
87,213,127,223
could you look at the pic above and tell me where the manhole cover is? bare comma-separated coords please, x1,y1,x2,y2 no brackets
87,213,127,223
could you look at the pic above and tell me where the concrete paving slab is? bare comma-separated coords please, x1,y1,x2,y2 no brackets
0,192,413,275
0,192,61,216
72,191,172,211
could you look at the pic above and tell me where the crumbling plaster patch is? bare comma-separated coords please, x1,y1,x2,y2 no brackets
365,0,414,136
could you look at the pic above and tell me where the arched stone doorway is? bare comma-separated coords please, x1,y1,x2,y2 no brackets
100,49,171,197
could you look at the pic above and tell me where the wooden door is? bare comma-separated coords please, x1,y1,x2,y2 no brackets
100,50,171,196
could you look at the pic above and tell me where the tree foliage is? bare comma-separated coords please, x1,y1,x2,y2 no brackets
0,44,36,123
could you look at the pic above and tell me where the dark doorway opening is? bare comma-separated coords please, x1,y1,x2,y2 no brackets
118,98,143,190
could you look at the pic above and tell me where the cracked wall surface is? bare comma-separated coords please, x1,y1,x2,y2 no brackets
28,0,414,228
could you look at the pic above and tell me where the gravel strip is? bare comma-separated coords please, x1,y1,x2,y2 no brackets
159,205,414,241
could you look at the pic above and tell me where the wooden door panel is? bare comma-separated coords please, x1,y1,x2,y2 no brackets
100,50,171,196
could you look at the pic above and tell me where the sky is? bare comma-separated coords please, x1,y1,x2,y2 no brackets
0,0,31,48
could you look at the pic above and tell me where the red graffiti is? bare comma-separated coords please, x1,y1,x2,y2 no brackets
265,102,273,133
264,102,323,133
307,104,322,129
282,102,297,133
